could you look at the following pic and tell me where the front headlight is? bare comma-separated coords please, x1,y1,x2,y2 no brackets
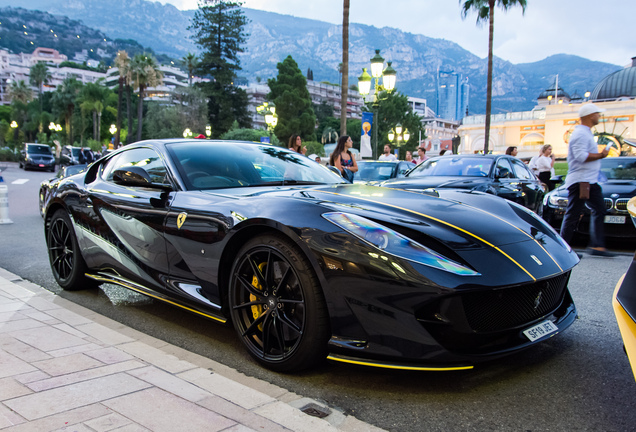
322,212,479,276
547,194,568,208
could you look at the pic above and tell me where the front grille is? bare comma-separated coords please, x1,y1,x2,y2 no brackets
615,198,629,212
461,272,570,332
604,198,613,210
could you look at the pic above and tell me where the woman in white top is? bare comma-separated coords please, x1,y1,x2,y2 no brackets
535,144,555,191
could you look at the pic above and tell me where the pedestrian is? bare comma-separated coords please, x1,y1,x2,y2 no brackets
559,103,615,257
288,134,307,155
535,144,556,191
378,144,398,161
415,146,428,164
405,150,416,163
329,135,358,182
505,146,518,157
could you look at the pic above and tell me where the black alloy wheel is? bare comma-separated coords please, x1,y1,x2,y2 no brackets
47,209,96,290
229,234,329,372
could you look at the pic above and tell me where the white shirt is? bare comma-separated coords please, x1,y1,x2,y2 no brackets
565,124,602,187
379,153,398,161
535,155,553,173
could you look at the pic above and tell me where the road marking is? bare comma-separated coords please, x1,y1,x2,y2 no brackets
12,179,29,185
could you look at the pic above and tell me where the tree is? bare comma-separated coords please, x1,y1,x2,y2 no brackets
29,62,52,111
113,50,131,148
340,0,350,136
51,78,82,145
189,0,251,137
461,0,527,153
181,52,199,86
79,82,107,142
8,80,32,104
130,53,163,142
268,55,317,143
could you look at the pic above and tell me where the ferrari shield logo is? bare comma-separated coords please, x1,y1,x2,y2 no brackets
177,212,187,229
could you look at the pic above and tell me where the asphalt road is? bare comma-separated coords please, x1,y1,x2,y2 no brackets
1,162,635,432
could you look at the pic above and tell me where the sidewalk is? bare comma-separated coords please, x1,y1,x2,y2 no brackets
0,269,384,432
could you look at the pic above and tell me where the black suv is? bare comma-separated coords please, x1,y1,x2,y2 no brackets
19,143,56,171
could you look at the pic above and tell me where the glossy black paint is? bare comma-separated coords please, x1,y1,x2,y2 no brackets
39,165,88,217
379,154,546,213
43,140,579,370
542,157,636,239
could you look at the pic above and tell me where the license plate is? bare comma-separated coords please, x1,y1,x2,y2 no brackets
39,164,45,167
604,215,626,224
523,320,558,342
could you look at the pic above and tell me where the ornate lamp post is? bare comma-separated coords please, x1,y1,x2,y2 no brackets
10,121,18,144
358,49,397,159
205,125,212,138
387,123,410,147
256,102,278,143
183,128,193,138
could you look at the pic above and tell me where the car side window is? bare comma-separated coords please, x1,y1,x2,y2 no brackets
510,158,533,180
496,158,513,178
102,148,168,185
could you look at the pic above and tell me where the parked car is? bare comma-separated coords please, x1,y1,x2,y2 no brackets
613,196,636,380
39,164,88,217
19,143,56,172
59,145,82,166
353,160,414,183
379,154,546,213
43,139,578,372
542,156,636,239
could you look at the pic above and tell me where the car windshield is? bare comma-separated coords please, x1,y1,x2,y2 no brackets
354,161,397,181
167,142,345,190
71,147,81,156
407,157,492,178
27,144,53,155
600,158,636,180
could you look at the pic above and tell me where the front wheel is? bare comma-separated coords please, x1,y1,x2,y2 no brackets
229,234,330,372
47,209,97,290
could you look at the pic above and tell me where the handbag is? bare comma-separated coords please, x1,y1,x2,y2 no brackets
342,168,354,183
579,182,590,200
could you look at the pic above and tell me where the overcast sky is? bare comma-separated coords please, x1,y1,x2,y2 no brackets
159,0,633,67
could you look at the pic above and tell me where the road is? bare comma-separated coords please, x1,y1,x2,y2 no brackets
1,162,635,432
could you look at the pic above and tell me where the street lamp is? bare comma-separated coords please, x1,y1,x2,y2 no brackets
358,49,397,158
256,102,278,142
205,125,212,138
10,121,18,143
387,123,410,147
183,128,193,138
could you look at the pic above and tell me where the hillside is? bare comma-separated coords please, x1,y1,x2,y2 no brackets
0,0,622,114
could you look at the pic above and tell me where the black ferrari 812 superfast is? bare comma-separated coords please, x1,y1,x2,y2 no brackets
43,140,579,372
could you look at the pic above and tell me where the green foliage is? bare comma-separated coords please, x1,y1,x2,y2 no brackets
190,0,251,137
367,91,424,159
0,148,18,162
303,141,324,157
0,106,11,124
220,128,282,146
268,55,317,143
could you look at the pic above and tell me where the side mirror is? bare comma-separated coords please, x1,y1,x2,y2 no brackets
496,167,510,179
327,165,343,177
113,167,172,191
550,174,564,185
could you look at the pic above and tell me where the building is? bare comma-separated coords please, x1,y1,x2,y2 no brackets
0,47,106,105
437,69,469,122
458,58,636,158
104,65,193,103
243,80,364,131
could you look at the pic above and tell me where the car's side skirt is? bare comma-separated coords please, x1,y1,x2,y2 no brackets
86,272,227,324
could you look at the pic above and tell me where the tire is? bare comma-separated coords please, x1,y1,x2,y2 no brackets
229,234,330,372
47,209,96,290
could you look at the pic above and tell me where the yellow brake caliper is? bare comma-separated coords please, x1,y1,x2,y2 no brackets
250,262,267,330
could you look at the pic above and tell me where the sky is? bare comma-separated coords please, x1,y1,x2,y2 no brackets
157,0,634,67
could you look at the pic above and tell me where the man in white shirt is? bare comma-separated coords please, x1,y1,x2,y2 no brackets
378,144,398,161
560,103,614,257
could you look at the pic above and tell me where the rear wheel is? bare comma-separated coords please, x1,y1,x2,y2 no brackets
229,234,330,372
47,210,97,290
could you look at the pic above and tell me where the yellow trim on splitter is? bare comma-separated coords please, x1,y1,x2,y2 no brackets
327,355,473,371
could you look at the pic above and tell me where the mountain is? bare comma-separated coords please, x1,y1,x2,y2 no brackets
0,0,622,114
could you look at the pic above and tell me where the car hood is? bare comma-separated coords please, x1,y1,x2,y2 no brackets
380,176,489,190
550,180,636,198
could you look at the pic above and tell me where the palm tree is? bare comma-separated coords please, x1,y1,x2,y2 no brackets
130,53,163,142
51,78,82,145
114,50,131,148
8,80,33,104
461,0,527,153
80,82,106,142
340,0,350,136
181,52,198,86
29,62,52,111
322,126,339,144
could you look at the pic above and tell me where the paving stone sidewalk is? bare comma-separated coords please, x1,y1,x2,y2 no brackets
0,269,384,432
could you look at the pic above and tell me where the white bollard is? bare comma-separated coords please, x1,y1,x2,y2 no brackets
0,184,13,224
